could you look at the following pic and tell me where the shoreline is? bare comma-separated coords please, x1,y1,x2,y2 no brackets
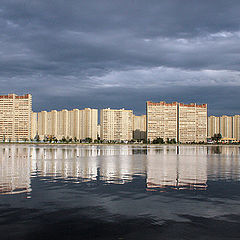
0,142,239,147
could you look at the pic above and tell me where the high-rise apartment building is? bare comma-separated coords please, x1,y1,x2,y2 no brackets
146,101,207,143
195,104,208,142
208,115,240,141
146,102,178,142
35,108,98,140
178,103,207,143
133,115,146,140
233,115,240,141
51,110,58,137
100,108,133,141
31,112,38,139
220,115,233,138
80,108,98,140
0,94,32,141
58,109,69,138
208,116,220,137
37,110,48,139
178,103,197,143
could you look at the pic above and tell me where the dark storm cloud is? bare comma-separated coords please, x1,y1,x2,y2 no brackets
0,0,240,114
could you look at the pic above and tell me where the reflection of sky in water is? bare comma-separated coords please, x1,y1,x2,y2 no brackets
1,145,240,196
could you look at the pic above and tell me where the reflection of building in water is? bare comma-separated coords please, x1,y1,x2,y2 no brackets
208,146,240,155
29,146,138,184
1,145,240,196
147,146,208,190
99,155,138,183
207,146,240,181
0,146,31,195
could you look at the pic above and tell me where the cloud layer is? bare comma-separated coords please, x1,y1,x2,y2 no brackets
0,0,240,115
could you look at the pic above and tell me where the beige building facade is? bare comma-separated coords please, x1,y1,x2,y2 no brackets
146,102,178,142
178,103,207,143
233,115,240,141
35,108,98,141
208,116,220,137
100,108,133,141
133,115,146,140
220,115,233,139
31,112,38,139
208,115,240,141
146,101,207,143
0,94,32,141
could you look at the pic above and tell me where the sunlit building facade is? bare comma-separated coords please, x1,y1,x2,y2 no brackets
100,108,133,141
35,108,98,140
146,101,207,143
31,112,38,139
0,94,32,141
208,116,220,138
208,115,240,141
233,115,240,141
178,103,207,143
146,101,178,142
220,115,233,139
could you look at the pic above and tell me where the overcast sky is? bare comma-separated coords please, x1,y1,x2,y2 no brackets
1,0,240,115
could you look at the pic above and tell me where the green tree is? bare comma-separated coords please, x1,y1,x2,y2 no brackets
152,137,164,144
85,137,92,143
212,133,222,142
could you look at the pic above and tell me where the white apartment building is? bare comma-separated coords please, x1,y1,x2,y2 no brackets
146,101,207,143
100,108,133,141
178,103,207,143
31,112,38,139
233,115,240,141
220,115,233,139
208,115,240,141
208,116,220,137
0,94,32,141
147,101,178,142
35,108,98,140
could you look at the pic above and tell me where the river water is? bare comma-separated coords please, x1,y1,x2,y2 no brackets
0,144,240,239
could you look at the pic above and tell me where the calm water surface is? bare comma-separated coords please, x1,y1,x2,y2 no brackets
0,144,240,239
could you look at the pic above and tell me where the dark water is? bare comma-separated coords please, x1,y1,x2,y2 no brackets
1,144,240,240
